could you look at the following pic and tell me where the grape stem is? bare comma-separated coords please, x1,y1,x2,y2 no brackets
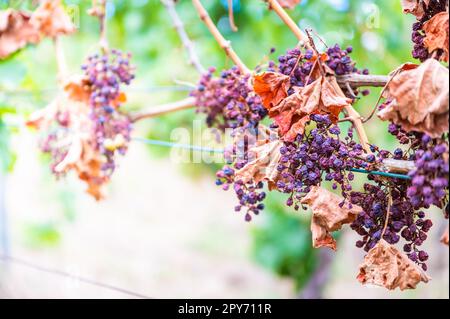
381,190,392,239
161,0,206,74
129,97,196,122
89,0,109,53
53,37,68,84
191,0,250,74
227,0,239,32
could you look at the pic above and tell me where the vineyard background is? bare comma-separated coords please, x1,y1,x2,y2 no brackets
0,0,448,298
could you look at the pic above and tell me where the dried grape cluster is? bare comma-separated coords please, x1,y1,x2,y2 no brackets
275,44,369,95
38,111,74,176
81,49,135,175
411,0,449,61
276,114,366,209
387,124,449,212
350,175,433,271
215,130,267,221
190,66,267,131
349,124,448,269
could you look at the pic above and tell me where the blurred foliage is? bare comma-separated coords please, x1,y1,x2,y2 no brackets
252,192,317,290
0,0,417,289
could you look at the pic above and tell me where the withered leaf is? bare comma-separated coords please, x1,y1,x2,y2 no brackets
253,72,290,108
27,77,108,200
357,239,431,290
301,186,362,251
235,138,283,186
31,0,75,38
401,0,425,19
267,75,351,142
423,12,449,63
0,9,40,59
278,0,302,9
441,226,449,246
378,59,449,138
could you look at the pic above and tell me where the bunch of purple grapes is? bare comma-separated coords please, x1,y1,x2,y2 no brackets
190,66,267,131
81,49,135,175
350,175,433,271
275,44,369,95
388,123,449,212
39,111,71,176
407,136,449,210
411,0,448,61
215,131,267,221
275,114,367,209
350,123,448,269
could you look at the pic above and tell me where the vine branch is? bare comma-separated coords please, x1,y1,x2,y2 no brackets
192,0,250,74
266,0,311,48
227,0,238,32
337,74,389,88
129,97,196,122
88,0,108,53
162,0,206,74
53,37,68,84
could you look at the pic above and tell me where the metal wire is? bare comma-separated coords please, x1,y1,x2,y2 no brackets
132,137,224,153
0,255,151,299
132,137,411,180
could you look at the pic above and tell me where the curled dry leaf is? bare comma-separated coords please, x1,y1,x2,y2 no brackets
253,72,290,108
27,78,108,200
400,0,425,19
31,0,76,38
378,59,449,138
441,226,449,246
235,137,283,187
300,186,362,251
357,239,431,290
278,0,302,9
423,12,449,63
0,9,40,59
267,75,351,142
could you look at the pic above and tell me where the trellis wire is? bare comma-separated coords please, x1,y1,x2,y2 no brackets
0,172,9,258
0,255,151,299
131,137,412,180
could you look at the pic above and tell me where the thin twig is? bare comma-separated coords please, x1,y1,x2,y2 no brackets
344,104,371,153
192,0,250,74
337,74,389,88
227,0,238,32
0,255,151,299
381,190,392,239
361,71,401,123
53,37,68,83
88,0,108,53
129,97,196,122
162,0,206,74
266,0,311,48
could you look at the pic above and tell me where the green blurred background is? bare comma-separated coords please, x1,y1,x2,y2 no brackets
2,0,447,299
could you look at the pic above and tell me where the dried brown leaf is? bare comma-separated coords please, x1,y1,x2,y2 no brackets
301,186,362,251
378,59,449,138
31,0,75,38
0,9,40,59
253,72,290,108
235,139,283,185
266,75,351,142
441,226,449,245
423,12,449,63
27,78,108,200
401,0,425,19
357,239,431,290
